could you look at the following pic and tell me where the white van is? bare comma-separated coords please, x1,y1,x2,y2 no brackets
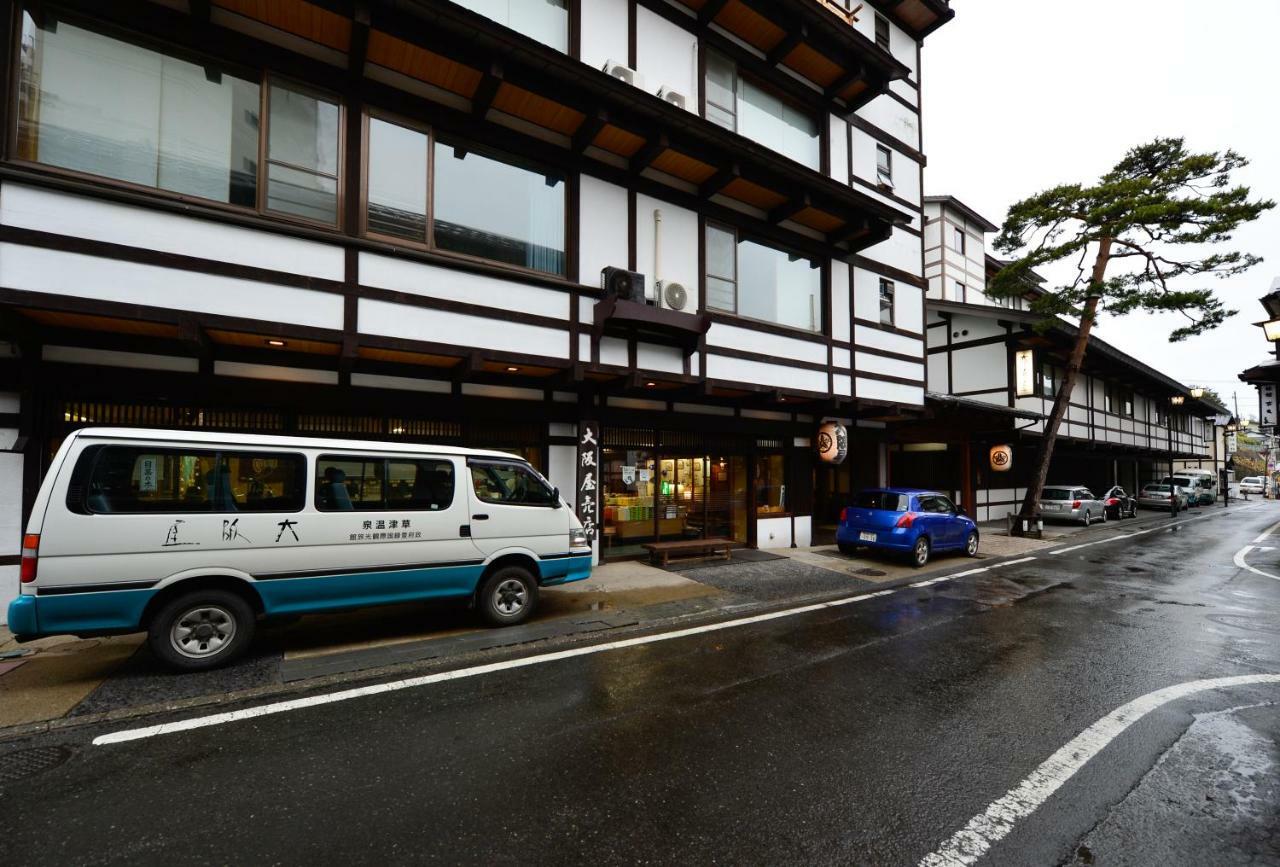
9,428,592,670
1163,469,1217,506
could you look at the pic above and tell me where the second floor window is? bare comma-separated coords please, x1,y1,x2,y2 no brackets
705,223,822,332
364,116,566,276
453,0,569,53
951,227,966,255
1041,363,1056,398
876,145,893,187
879,279,895,326
875,14,891,51
265,84,341,225
704,53,819,170
955,281,966,302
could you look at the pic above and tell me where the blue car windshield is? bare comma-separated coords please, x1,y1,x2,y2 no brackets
855,491,910,512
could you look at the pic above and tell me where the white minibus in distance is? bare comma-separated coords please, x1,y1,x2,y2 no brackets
9,428,593,671
1163,469,1216,505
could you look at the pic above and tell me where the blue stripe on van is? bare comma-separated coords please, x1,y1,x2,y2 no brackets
11,554,594,638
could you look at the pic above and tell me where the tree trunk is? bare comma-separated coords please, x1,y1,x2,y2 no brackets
1014,236,1113,531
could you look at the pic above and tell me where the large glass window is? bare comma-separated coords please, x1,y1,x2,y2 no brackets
705,223,822,332
452,0,568,53
16,14,259,206
265,83,341,225
433,141,566,275
75,447,304,513
703,53,819,170
366,117,428,241
755,454,787,517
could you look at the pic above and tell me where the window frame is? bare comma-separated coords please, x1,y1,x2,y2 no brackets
878,278,896,327
951,226,966,255
468,458,560,508
9,8,288,222
314,454,457,512
261,73,346,229
701,49,821,171
702,219,826,334
954,281,966,303
875,144,893,187
71,445,307,515
360,108,434,250
874,13,891,51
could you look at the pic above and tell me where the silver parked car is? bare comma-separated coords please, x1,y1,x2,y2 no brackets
1138,483,1187,512
1039,485,1106,525
1239,476,1266,496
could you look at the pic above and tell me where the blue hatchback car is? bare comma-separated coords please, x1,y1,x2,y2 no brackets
836,488,979,567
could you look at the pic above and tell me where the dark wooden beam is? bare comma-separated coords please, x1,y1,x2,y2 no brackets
471,61,504,118
699,163,740,199
452,351,483,382
348,1,370,77
630,133,669,175
698,0,731,26
770,193,811,225
765,22,806,67
571,109,608,154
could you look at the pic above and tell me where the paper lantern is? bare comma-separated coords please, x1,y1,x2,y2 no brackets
990,444,1013,472
817,422,848,465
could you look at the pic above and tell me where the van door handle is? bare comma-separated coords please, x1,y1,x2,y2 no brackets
472,514,489,521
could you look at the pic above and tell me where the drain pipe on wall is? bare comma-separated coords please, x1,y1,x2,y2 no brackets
653,208,663,308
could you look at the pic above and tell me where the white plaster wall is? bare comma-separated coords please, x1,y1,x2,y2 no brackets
856,378,923,405
706,322,827,365
579,0,629,72
598,336,628,366
851,132,920,206
578,174,630,289
927,352,948,392
214,361,339,385
358,299,568,358
636,342,684,374
856,353,923,382
855,95,919,151
853,323,922,357
0,183,345,280
360,253,570,320
833,373,852,396
894,284,923,334
705,354,827,392
635,7,698,111
829,115,850,185
951,343,1007,393
0,244,344,329
548,443,577,509
635,193,699,309
831,261,851,343
859,230,922,277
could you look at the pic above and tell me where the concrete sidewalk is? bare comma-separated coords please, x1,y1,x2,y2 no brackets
0,507,1207,736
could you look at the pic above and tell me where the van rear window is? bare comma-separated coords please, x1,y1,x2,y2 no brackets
73,446,305,513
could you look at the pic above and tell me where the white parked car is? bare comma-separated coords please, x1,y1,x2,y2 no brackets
1238,476,1266,495
9,428,593,671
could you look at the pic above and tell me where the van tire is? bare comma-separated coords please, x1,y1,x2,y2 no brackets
479,565,538,627
147,589,256,672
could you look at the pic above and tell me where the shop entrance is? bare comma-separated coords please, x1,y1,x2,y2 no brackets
601,444,748,560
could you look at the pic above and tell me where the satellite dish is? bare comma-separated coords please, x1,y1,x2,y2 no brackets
663,281,688,311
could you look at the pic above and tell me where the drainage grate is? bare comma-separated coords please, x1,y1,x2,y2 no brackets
0,746,73,785
855,568,887,577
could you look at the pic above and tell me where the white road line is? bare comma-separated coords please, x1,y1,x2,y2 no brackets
919,673,1280,867
1047,508,1240,555
989,557,1037,569
1233,518,1280,582
94,551,1048,746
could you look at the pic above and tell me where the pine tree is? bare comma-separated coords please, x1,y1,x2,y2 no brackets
986,138,1273,531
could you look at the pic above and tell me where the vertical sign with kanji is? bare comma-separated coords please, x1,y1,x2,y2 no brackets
576,421,600,540
1260,383,1277,427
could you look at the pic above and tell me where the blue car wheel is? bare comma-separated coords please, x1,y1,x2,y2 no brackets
912,536,930,567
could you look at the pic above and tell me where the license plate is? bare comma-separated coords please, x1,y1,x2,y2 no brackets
859,532,877,543
1044,503,1062,510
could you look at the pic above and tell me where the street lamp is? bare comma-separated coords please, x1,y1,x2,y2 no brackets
1170,395,1185,406
1189,386,1205,399
1263,318,1280,341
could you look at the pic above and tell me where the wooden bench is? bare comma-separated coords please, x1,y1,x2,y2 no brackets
643,537,742,567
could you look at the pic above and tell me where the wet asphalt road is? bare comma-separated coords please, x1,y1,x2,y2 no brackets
2,504,1279,866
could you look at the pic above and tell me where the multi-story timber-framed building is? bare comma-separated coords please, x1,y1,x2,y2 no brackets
0,0,955,608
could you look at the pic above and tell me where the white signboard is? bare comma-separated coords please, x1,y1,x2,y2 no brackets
620,466,636,485
139,456,159,492
1226,432,1238,456
1260,384,1277,426
1014,350,1035,398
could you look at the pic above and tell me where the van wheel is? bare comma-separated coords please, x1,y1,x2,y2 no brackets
147,589,255,672
479,566,538,627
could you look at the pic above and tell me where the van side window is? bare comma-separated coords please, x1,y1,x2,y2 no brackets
387,460,454,511
76,447,304,513
470,461,557,507
315,456,456,511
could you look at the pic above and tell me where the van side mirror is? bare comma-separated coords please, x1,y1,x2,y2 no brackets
552,487,562,508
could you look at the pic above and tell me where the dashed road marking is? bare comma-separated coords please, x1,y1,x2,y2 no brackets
1047,506,1258,556
919,673,1280,867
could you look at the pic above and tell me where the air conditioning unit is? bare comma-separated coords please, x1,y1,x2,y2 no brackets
602,267,646,303
602,60,644,89
661,281,689,311
657,86,687,110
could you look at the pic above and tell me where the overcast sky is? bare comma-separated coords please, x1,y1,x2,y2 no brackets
921,0,1280,418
